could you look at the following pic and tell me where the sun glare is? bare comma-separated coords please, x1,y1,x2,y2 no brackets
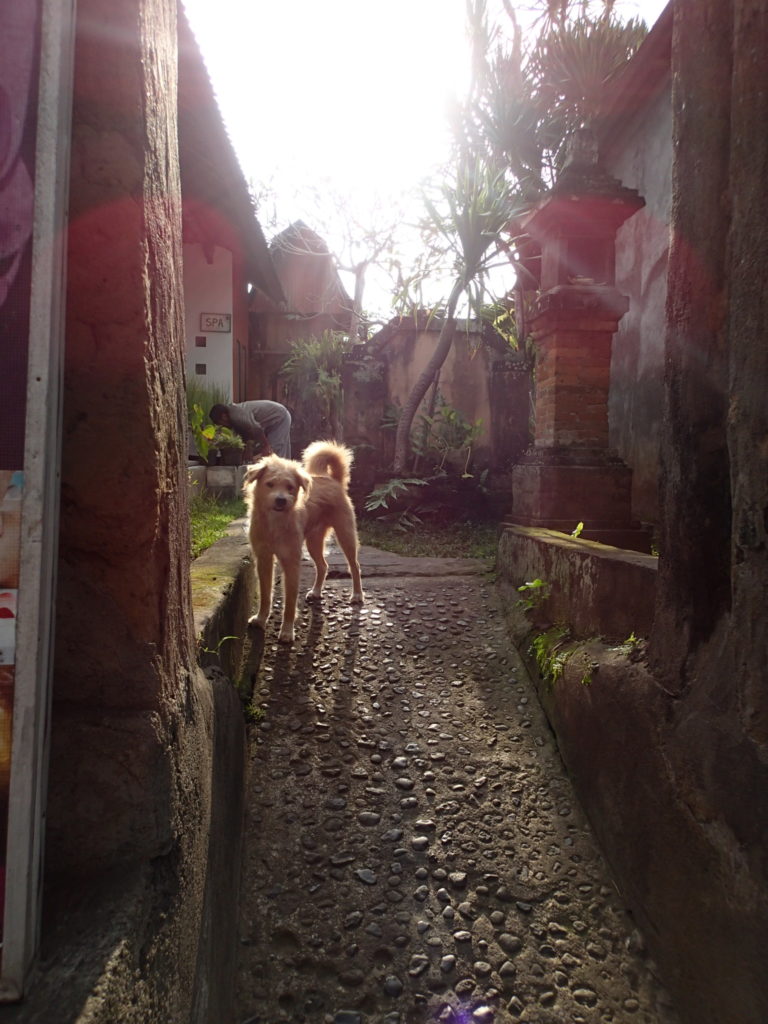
183,0,471,205
182,0,669,312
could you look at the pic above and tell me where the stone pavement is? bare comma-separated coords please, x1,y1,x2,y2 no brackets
233,545,679,1024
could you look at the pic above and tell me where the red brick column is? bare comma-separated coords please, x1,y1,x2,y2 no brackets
510,285,649,551
531,286,628,449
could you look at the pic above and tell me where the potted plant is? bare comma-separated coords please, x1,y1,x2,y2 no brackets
189,403,217,465
212,426,245,466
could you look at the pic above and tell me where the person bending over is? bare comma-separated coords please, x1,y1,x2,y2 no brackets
209,400,292,459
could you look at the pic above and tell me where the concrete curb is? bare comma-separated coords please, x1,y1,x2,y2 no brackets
191,517,254,682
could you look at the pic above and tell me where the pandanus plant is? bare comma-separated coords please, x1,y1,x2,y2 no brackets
392,0,648,475
392,155,524,474
465,0,648,191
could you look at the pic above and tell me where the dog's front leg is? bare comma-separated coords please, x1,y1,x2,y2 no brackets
277,555,300,644
249,552,274,630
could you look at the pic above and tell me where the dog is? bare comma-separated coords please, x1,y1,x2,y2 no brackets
242,440,364,643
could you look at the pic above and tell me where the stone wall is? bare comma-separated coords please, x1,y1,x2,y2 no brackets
654,16,768,1002
601,11,673,527
0,1,246,1021
499,5,768,1022
605,83,672,527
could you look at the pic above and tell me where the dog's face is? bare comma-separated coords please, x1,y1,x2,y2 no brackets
243,456,310,514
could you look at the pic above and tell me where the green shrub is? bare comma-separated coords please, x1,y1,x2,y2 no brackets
186,379,230,461
186,377,230,422
279,331,352,441
211,426,244,450
190,492,246,559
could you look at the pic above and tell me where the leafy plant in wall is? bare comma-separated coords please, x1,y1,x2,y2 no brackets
530,625,571,685
243,701,265,724
577,648,599,686
613,631,646,662
516,577,549,611
197,633,238,664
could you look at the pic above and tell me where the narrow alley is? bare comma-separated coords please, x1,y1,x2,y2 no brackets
233,549,679,1024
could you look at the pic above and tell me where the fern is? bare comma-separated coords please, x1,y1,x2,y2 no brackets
364,478,427,512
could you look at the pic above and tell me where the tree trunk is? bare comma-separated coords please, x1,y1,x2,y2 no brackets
347,261,368,347
393,279,464,474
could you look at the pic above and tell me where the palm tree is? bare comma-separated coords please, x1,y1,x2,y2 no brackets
393,155,524,473
391,0,648,475
465,0,647,191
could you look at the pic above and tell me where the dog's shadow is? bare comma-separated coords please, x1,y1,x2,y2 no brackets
239,592,329,700
238,622,266,704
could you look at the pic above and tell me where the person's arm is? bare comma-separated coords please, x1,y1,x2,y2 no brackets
235,408,275,461
243,411,270,453
244,438,272,462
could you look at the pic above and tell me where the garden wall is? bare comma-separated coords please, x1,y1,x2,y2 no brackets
355,317,530,486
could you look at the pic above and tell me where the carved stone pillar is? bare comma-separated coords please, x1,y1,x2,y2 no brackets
510,130,650,551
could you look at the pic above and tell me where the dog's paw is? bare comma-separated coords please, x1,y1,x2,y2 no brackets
248,614,267,630
277,626,295,644
350,592,364,606
305,589,322,603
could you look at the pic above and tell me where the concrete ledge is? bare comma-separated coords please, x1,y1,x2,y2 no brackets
188,465,247,501
191,517,253,682
188,463,206,501
205,465,247,500
500,619,768,1024
498,533,768,1022
498,523,657,640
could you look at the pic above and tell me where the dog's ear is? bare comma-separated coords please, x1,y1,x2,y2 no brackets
242,459,270,488
295,467,311,492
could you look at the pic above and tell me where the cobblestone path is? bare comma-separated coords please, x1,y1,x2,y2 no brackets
234,555,679,1024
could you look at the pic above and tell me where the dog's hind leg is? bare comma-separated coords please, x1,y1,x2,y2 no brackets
250,552,274,629
305,527,328,602
333,513,364,605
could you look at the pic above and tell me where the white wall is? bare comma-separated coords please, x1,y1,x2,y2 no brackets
182,243,234,398
604,81,673,526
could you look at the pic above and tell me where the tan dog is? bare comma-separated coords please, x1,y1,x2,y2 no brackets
242,441,364,643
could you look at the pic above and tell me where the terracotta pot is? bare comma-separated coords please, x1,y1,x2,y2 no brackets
219,447,243,466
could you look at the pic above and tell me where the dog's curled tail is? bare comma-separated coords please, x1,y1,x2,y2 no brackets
303,441,353,487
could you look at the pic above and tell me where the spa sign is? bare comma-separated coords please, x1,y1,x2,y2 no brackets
0,0,74,1002
200,312,232,332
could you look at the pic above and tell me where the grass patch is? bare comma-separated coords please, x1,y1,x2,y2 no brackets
189,491,499,565
357,517,498,562
190,492,246,559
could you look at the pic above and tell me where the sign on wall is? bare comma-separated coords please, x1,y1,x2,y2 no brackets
200,311,231,332
0,0,74,1001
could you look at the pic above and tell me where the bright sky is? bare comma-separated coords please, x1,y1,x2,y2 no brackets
182,0,670,311
182,1,471,218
